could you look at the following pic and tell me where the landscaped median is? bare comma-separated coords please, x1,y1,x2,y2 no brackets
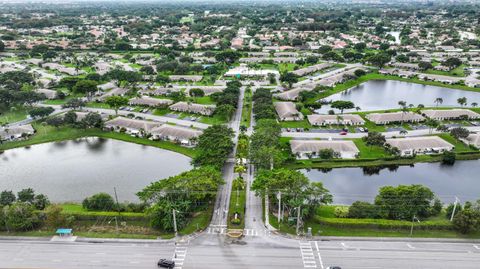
227,178,246,230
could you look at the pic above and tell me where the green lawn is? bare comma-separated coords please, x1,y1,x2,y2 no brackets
241,88,252,128
424,64,467,77
0,107,28,125
353,139,390,159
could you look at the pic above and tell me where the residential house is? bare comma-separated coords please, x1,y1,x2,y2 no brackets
274,101,304,121
366,112,425,125
385,136,454,156
169,102,216,116
421,109,480,120
0,124,35,141
290,139,360,159
307,114,365,126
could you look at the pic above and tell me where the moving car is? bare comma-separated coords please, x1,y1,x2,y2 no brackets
339,131,347,135
158,258,175,268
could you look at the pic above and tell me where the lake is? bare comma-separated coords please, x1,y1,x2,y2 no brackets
0,138,192,202
316,80,480,114
301,160,480,205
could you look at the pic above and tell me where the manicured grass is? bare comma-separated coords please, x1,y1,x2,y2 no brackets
0,106,28,125
227,183,247,229
437,133,474,153
191,96,215,105
279,119,311,129
0,123,196,158
424,64,467,77
269,205,480,238
353,139,390,159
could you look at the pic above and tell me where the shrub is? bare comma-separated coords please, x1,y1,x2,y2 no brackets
3,202,40,231
348,201,378,219
82,193,116,211
334,207,349,218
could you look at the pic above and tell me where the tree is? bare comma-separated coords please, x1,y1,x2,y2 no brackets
28,106,54,119
0,40,4,52
33,194,50,210
214,104,235,120
354,42,366,51
367,53,391,68
73,80,98,98
81,112,104,129
215,50,241,64
453,209,479,234
3,202,40,231
105,95,129,115
444,57,462,70
374,185,435,220
137,167,223,232
0,190,16,206
115,41,132,51
354,69,366,77
418,61,433,71
450,127,470,139
441,150,456,165
62,98,85,110
82,193,116,211
252,169,332,223
63,110,78,124
362,131,386,146
330,100,355,114
318,148,338,159
249,119,282,170
17,188,35,203
457,97,467,107
434,97,443,107
46,116,64,128
280,72,299,88
193,125,234,169
189,88,205,98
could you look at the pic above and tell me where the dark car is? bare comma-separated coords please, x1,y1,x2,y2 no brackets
158,258,175,268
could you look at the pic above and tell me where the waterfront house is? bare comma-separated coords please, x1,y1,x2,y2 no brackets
290,139,360,159
366,112,425,125
274,101,304,121
307,114,365,126
385,136,454,156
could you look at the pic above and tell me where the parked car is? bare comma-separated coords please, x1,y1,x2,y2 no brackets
339,131,347,135
326,267,342,269
358,127,365,132
158,258,175,268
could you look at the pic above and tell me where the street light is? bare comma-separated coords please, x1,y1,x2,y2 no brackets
410,215,420,237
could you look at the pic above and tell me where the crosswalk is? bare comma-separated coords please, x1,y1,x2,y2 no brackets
299,242,317,268
173,241,188,269
206,226,269,237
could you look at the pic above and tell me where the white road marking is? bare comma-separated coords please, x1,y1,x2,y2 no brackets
299,242,317,268
407,243,415,249
317,252,324,269
473,244,480,250
341,242,348,249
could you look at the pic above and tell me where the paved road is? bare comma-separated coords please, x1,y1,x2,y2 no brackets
210,86,245,228
293,63,363,88
38,104,211,130
282,126,480,139
1,238,480,269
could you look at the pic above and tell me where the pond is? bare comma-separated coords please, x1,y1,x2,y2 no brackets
316,80,480,114
0,138,192,202
301,160,480,205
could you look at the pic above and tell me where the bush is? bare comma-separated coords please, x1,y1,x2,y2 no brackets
82,193,116,211
441,151,456,165
3,202,40,231
334,207,349,218
348,201,378,219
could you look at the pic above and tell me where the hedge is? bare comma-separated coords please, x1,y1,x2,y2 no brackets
314,216,453,231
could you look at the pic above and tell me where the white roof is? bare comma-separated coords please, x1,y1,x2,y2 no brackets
421,109,480,119
386,136,454,151
290,140,359,154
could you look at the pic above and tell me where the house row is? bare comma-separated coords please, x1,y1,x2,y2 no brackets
169,102,216,116
274,88,310,101
169,75,203,82
129,96,173,107
307,114,365,126
291,63,333,77
290,139,359,159
104,117,201,146
421,109,480,120
386,136,454,156
366,112,425,125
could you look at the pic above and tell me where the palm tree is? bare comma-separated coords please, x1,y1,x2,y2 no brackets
398,100,407,121
472,102,478,108
234,165,246,179
434,97,443,107
425,118,439,134
457,97,467,107
399,130,408,136
355,106,361,112
232,177,246,208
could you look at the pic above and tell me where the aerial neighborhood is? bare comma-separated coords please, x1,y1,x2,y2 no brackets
1,1,480,268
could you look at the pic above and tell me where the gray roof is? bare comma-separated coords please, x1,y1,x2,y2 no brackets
307,114,365,125
366,112,425,123
0,124,35,139
129,96,173,107
290,139,359,154
421,109,480,120
386,136,454,151
105,117,161,132
274,101,303,120
291,63,333,77
169,102,216,115
151,124,202,141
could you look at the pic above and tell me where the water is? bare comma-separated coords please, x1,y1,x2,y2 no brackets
0,138,192,202
301,160,480,205
316,80,480,114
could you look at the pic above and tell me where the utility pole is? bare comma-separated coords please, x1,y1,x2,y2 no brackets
173,209,178,237
450,196,459,222
296,206,301,235
113,187,120,232
277,191,282,225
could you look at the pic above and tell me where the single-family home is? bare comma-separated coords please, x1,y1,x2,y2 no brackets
104,117,161,136
0,124,35,141
307,114,365,126
366,112,425,125
385,136,454,156
129,96,173,107
169,102,216,116
274,102,304,121
150,124,202,146
421,109,480,120
290,139,360,159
